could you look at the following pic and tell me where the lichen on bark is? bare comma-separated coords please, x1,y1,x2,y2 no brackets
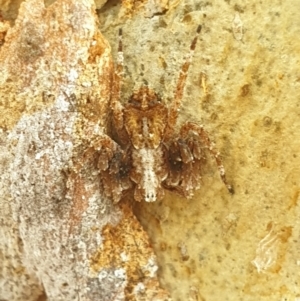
0,0,170,300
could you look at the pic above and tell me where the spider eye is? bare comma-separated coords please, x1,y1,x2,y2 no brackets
128,88,161,109
128,97,141,108
147,94,161,107
148,100,156,106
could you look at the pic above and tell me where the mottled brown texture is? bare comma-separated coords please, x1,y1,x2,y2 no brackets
90,203,171,300
124,87,168,149
85,26,231,203
0,0,172,300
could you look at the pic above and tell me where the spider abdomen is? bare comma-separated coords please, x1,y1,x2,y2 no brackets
130,147,167,202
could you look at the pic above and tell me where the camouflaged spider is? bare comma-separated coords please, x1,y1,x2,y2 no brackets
84,25,233,203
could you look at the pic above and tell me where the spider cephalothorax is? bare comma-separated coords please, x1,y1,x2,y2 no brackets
76,25,233,203
128,86,162,110
124,86,167,150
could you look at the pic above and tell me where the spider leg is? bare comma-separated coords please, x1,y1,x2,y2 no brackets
165,25,202,140
163,135,204,198
180,122,234,194
72,135,132,203
111,28,128,144
100,145,132,203
73,136,115,172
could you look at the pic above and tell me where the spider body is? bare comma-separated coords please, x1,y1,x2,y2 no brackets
122,86,168,202
75,25,233,203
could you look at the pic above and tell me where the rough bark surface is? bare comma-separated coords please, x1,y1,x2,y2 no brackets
0,0,170,300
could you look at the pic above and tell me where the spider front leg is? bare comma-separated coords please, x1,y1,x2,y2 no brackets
165,25,202,139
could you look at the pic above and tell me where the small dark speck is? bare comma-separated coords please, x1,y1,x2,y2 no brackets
263,116,272,127
240,84,250,97
225,243,231,250
182,14,192,23
256,79,262,86
233,4,244,13
274,121,281,132
158,19,167,28
199,254,205,261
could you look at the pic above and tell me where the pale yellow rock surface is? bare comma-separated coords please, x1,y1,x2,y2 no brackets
99,0,300,300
